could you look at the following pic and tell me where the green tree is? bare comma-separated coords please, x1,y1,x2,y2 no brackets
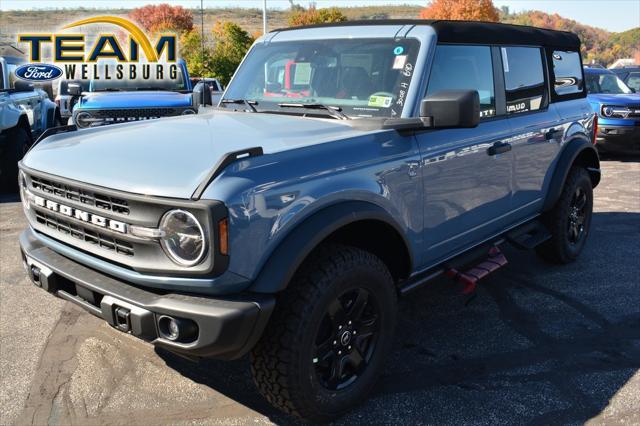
209,21,255,86
288,6,347,27
180,30,213,77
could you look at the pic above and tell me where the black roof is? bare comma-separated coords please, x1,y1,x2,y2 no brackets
273,19,580,50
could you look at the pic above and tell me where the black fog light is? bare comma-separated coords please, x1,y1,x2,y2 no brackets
157,315,198,342
31,266,41,286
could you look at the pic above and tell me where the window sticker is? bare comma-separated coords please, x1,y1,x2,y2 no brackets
501,47,509,73
293,62,311,85
394,46,404,55
368,95,393,108
393,55,407,70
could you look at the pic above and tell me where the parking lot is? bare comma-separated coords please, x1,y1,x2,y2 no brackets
1,157,639,425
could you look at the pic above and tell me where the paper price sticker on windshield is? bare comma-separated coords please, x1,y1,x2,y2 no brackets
393,55,407,70
368,95,393,108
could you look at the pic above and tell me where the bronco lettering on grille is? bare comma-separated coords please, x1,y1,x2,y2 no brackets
33,195,127,233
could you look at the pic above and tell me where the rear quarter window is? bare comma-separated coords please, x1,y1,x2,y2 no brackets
551,50,585,97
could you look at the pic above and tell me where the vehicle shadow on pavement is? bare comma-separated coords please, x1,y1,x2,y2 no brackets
158,211,640,425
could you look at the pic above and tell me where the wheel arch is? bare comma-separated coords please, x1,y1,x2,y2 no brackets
543,137,600,212
248,201,413,294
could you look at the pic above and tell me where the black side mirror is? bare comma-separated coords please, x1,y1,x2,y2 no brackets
67,83,82,96
14,80,34,91
420,90,480,128
192,82,213,106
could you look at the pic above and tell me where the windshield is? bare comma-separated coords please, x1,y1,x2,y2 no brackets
224,38,421,118
90,68,186,92
586,72,633,94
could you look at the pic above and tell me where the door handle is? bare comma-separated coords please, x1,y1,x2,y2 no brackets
545,128,562,140
487,141,512,156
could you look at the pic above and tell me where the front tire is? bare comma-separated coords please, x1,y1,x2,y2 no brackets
536,167,593,263
250,244,397,422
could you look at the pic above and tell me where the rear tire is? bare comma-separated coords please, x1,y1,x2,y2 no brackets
0,126,31,194
536,167,593,263
250,244,397,422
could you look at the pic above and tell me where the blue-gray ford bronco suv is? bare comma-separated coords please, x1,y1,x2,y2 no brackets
18,20,599,421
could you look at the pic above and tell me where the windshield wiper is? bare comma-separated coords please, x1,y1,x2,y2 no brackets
277,103,349,120
221,98,258,112
93,88,122,92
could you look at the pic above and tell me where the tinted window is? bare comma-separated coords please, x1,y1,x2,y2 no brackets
428,45,495,118
585,72,633,94
501,47,546,114
626,72,640,92
552,50,584,96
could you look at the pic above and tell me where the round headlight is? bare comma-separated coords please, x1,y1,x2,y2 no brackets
75,111,93,128
182,108,197,115
159,210,206,266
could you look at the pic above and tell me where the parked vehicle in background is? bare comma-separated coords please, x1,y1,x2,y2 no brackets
585,67,640,154
0,56,59,192
610,66,640,93
55,79,89,124
69,59,198,129
191,77,225,105
19,21,599,421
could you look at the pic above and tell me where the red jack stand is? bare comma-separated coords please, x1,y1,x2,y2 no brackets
445,246,508,294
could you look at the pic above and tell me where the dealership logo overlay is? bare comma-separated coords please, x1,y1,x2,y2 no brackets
16,16,179,82
14,64,63,82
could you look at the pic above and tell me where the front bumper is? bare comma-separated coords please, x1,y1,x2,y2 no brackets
19,228,274,360
596,124,640,154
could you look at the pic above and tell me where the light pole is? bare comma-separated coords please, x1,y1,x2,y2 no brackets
263,0,267,34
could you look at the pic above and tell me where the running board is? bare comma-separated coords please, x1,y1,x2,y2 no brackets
506,220,551,250
445,246,508,294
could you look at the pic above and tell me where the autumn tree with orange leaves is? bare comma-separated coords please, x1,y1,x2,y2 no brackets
419,0,499,22
129,3,194,34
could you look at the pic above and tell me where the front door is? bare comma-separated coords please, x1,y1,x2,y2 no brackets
416,44,513,266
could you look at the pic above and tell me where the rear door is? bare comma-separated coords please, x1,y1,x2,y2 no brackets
499,46,562,220
415,44,514,264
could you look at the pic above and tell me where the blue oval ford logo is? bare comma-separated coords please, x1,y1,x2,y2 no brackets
15,64,63,82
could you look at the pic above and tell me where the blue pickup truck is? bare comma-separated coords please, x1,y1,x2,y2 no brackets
584,67,640,154
69,59,198,128
18,21,598,421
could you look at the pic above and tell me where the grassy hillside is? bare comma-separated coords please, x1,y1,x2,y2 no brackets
1,5,637,66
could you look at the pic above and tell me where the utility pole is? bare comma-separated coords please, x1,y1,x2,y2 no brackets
263,0,267,34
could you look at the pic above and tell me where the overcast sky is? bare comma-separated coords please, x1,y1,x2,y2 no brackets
1,0,639,32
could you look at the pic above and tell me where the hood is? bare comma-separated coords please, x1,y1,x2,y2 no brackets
78,91,193,109
23,110,371,199
587,93,640,105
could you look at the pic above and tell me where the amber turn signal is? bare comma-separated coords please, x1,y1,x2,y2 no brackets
218,218,229,255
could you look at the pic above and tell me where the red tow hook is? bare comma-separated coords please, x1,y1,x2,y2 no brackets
445,246,508,294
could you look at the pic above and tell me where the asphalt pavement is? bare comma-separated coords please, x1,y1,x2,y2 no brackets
1,158,639,425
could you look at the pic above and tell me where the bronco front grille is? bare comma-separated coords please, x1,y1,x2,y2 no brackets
31,176,130,215
35,210,134,256
94,108,180,121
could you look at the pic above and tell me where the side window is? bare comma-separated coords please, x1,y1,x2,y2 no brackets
626,72,640,92
551,50,584,96
427,45,495,119
501,46,546,114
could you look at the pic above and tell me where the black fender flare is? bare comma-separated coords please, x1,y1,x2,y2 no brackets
543,138,600,212
248,201,413,294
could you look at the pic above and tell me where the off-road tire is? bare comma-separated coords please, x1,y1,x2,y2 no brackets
0,126,31,194
536,167,593,263
250,244,397,422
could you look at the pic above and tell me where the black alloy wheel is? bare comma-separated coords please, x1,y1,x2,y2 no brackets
314,288,380,390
